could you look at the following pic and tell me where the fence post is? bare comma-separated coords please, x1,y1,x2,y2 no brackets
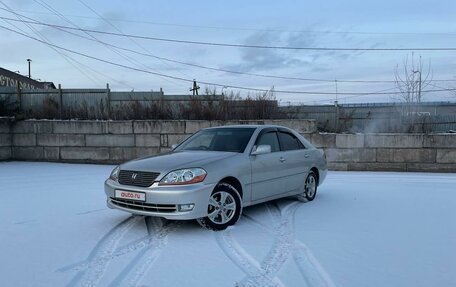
58,84,63,118
106,83,111,120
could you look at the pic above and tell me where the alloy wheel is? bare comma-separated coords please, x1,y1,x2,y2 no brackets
207,191,237,225
305,174,316,198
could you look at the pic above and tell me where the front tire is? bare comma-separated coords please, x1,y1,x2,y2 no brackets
297,171,318,202
197,183,242,231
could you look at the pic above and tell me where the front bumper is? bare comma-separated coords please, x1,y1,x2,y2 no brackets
104,179,215,220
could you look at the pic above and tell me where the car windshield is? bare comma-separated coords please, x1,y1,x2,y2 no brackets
176,128,255,153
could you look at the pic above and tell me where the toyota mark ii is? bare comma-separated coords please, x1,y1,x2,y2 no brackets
105,125,327,230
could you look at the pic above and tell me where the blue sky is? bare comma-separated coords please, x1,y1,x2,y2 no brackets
0,0,455,104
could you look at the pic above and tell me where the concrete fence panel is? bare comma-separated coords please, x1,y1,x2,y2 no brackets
0,120,11,160
0,120,455,172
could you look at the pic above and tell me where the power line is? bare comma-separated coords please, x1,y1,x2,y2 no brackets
31,0,182,88
298,87,400,104
1,10,129,89
1,23,456,96
0,1,102,86
1,12,456,85
428,82,456,92
0,1,137,88
10,9,456,37
0,12,371,83
1,15,456,52
75,0,192,86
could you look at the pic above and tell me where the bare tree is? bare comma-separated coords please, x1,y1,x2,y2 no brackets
394,53,432,105
394,54,433,132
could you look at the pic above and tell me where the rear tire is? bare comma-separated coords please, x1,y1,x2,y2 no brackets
196,183,242,231
297,171,318,202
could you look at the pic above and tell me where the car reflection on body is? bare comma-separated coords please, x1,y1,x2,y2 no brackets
105,125,327,230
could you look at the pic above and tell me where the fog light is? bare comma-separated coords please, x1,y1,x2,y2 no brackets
178,204,194,212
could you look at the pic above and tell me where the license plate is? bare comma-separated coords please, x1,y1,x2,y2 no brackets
115,190,146,202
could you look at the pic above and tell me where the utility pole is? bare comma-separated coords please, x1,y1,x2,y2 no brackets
334,79,338,103
221,86,227,97
334,79,339,132
412,70,422,104
27,58,32,78
189,79,200,95
417,70,422,103
413,55,422,103
106,83,111,120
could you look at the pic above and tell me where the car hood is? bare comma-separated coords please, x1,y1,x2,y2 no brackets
120,150,236,176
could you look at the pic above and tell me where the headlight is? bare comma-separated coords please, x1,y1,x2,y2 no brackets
109,166,120,181
159,168,207,185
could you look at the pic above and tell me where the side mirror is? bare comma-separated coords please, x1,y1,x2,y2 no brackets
251,145,271,155
171,144,178,149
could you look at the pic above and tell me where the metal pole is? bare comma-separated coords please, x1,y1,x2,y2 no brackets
335,79,338,103
412,70,422,104
334,80,339,132
335,100,339,133
27,59,32,78
58,84,62,118
418,71,422,103
107,83,111,120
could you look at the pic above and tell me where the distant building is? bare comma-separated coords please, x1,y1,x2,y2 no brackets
0,67,55,89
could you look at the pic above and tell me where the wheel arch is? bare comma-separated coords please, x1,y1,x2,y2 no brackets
310,167,320,185
218,176,243,199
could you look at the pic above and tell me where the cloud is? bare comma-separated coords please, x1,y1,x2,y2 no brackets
223,27,379,73
88,11,128,31
223,31,311,72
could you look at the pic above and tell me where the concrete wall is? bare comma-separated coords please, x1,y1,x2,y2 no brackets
311,133,456,172
2,119,316,164
0,119,11,160
1,119,455,172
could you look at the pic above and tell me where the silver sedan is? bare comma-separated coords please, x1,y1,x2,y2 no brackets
105,125,327,230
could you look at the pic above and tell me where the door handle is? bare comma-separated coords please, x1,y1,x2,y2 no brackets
304,154,310,158
279,157,286,163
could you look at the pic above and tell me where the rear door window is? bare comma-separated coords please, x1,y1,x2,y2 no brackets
278,132,304,151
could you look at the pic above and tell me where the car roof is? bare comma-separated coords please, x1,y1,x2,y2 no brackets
204,124,288,130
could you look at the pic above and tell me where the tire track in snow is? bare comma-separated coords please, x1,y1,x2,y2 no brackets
258,203,299,275
246,202,336,287
290,211,337,287
65,215,142,287
215,228,285,287
107,217,181,287
58,220,177,273
232,203,298,287
268,202,325,287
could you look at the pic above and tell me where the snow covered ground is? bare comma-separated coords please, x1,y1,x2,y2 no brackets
0,162,455,287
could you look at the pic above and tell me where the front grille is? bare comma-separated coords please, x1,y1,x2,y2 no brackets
110,198,177,213
118,170,160,187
